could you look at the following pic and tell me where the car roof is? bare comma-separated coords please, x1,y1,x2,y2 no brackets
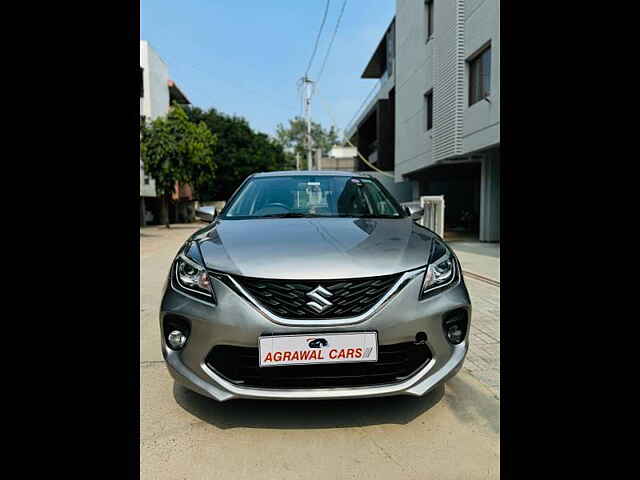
251,170,370,178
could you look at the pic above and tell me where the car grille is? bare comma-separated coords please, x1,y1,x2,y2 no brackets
231,273,402,319
205,342,432,389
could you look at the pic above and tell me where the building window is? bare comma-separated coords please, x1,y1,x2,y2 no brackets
140,67,144,97
425,90,433,131
469,46,491,106
144,176,150,185
425,1,434,40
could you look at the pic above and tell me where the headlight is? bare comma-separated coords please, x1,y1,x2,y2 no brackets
172,242,216,304
420,239,458,299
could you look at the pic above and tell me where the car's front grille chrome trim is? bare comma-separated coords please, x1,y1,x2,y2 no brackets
209,268,426,327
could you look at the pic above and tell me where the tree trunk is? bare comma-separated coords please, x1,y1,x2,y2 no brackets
159,193,170,228
140,197,146,227
177,201,185,223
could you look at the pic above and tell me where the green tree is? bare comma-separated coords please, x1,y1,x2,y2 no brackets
275,116,339,160
184,107,294,201
140,105,217,227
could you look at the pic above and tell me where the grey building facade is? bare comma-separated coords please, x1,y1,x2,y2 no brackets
347,0,500,242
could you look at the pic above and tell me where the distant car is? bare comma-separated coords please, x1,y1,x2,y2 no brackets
308,338,328,348
195,205,217,223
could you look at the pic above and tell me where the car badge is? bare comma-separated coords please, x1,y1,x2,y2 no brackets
306,286,334,313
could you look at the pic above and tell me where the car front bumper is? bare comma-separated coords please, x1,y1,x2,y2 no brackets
160,269,471,402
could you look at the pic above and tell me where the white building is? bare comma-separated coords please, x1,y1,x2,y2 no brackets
346,0,500,242
139,40,190,226
317,145,358,171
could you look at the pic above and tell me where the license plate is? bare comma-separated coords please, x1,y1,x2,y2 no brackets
258,332,378,367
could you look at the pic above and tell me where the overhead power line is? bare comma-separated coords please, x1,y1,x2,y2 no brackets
316,0,348,85
304,0,331,77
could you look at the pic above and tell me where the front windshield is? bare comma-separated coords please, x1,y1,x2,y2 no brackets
221,175,404,219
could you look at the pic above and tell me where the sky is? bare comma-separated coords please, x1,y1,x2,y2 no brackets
141,0,395,138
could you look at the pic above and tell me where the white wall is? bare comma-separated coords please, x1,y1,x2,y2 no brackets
140,40,170,121
140,40,171,198
328,145,357,158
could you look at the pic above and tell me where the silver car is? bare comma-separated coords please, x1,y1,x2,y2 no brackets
160,171,471,401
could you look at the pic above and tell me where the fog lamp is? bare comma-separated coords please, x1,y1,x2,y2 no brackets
443,309,468,345
167,330,187,350
446,325,464,344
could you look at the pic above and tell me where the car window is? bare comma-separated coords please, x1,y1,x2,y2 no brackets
222,175,403,219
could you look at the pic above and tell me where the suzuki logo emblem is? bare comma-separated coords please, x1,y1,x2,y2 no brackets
306,286,334,313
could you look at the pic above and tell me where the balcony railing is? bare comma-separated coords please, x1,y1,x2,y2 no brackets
344,79,382,139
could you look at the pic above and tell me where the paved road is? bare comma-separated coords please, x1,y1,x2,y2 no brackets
140,224,500,480
451,243,500,282
461,277,500,399
451,244,501,400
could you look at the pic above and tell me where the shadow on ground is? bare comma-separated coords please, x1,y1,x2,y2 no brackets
173,382,445,430
445,374,500,434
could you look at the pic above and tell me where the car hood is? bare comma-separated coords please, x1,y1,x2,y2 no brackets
194,218,435,280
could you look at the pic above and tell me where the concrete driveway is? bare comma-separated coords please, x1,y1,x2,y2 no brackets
140,224,500,480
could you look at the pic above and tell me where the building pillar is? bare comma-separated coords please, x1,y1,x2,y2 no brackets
412,179,421,201
140,197,146,227
376,98,395,171
479,149,500,242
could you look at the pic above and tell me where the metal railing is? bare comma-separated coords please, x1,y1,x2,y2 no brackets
343,79,382,139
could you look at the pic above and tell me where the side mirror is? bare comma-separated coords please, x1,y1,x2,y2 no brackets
403,205,424,221
195,206,216,223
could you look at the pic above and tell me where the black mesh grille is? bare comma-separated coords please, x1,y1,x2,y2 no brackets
206,342,432,389
232,273,402,319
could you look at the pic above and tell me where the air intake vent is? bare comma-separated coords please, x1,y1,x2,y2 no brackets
207,342,432,388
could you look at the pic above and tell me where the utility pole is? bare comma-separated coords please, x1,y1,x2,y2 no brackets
295,152,300,171
301,75,314,170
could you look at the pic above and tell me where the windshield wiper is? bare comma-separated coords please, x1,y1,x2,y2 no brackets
253,213,401,219
257,213,320,218
334,214,401,219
